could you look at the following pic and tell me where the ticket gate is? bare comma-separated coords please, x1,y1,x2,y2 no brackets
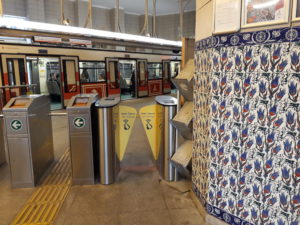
155,95,178,182
67,94,99,185
95,96,120,185
3,95,54,188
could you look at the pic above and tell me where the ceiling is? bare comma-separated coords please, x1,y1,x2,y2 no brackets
89,0,196,15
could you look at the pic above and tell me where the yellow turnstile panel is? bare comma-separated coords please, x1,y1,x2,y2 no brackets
139,104,163,160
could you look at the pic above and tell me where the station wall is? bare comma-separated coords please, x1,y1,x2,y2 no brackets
2,0,195,41
193,0,300,224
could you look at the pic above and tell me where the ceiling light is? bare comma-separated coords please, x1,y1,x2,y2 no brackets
0,17,182,47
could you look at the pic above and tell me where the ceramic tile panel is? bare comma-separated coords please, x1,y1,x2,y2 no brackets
193,26,300,225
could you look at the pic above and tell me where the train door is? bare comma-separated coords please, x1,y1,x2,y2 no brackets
147,62,163,96
137,59,148,97
0,54,28,103
60,56,80,106
27,56,63,110
119,59,136,100
106,58,120,96
162,60,171,94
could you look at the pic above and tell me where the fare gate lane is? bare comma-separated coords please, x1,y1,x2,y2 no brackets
10,150,71,225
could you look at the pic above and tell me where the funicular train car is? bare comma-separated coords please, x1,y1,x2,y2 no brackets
0,39,181,110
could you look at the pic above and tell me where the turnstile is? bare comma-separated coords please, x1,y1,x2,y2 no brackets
67,94,99,185
155,95,178,182
95,96,120,185
3,95,54,188
0,116,6,165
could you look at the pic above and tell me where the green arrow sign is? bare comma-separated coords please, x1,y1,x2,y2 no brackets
11,120,22,131
73,117,85,128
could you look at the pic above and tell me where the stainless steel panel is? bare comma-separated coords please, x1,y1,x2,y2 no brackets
155,96,178,182
0,118,6,165
98,107,117,185
70,134,94,184
67,94,98,185
27,97,54,184
7,138,33,188
3,95,54,188
162,106,177,181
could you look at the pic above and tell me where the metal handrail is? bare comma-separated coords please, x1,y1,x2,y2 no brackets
0,84,37,89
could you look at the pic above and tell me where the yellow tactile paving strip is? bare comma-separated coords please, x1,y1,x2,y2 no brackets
10,150,71,225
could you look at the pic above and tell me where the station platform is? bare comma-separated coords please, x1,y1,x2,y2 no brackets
0,97,206,225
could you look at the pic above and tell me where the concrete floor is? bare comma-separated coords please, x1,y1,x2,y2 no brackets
0,97,205,225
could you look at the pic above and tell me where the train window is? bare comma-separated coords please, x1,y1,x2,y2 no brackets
109,61,119,89
163,62,170,80
63,60,77,93
148,63,162,80
171,61,181,78
7,59,16,86
138,61,146,82
79,61,106,83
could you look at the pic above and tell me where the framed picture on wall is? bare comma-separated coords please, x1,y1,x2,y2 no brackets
292,0,300,21
213,0,241,34
242,0,290,28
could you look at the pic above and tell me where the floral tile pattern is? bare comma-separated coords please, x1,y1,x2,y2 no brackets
193,26,300,225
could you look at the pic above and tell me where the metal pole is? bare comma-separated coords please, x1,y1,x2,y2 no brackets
152,0,156,37
60,0,64,25
180,0,184,38
145,0,149,35
140,0,149,35
115,0,119,32
98,107,115,185
163,105,177,181
84,0,93,28
88,0,93,28
0,0,3,17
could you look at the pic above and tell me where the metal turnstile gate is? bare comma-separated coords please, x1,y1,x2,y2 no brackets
3,95,54,188
67,94,99,185
155,96,178,181
95,96,120,185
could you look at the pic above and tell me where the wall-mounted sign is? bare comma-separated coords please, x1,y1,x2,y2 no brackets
242,0,290,28
73,117,85,128
11,120,22,131
292,0,300,21
213,0,241,34
34,36,62,43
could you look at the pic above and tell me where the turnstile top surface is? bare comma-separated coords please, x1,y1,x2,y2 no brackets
95,96,120,108
3,95,48,112
67,94,98,110
155,96,178,106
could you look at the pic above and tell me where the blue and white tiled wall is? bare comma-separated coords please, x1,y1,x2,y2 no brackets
193,27,300,225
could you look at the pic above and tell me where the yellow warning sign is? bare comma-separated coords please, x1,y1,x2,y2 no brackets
113,106,137,161
139,104,163,160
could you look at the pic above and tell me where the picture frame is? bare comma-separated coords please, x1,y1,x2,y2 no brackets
241,0,290,28
213,0,241,34
292,0,300,21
